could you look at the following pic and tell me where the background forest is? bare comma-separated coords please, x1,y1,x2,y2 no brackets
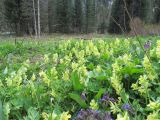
0,0,160,36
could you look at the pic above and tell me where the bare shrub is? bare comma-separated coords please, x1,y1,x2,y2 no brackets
129,17,160,36
129,17,146,36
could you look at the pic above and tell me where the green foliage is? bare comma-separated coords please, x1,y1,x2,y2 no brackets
23,107,40,120
68,93,87,108
0,37,160,119
71,72,84,91
0,100,2,120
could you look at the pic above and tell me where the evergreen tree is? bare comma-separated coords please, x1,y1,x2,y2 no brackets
48,0,57,33
4,0,24,35
85,0,96,33
153,0,160,23
96,0,112,34
55,0,68,33
66,0,75,33
144,0,155,23
0,0,5,31
73,0,83,33
21,0,34,35
38,0,48,33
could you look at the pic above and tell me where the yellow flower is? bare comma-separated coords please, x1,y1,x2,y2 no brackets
93,46,100,57
90,99,99,110
156,40,160,58
131,83,138,90
132,75,150,95
51,112,57,120
42,112,49,120
39,71,50,86
50,67,58,79
122,54,131,65
96,65,102,73
111,61,123,95
86,46,91,55
78,65,87,77
110,102,121,114
42,112,57,120
116,112,130,120
147,100,160,110
147,112,159,120
44,54,49,63
71,62,78,71
53,53,58,63
39,70,45,77
60,59,64,64
143,56,157,80
31,73,36,81
62,70,70,81
60,111,71,120
64,55,71,63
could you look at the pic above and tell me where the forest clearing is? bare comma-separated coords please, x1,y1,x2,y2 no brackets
1,0,160,119
0,36,160,119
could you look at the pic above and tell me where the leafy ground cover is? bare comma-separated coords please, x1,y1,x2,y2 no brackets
0,36,160,120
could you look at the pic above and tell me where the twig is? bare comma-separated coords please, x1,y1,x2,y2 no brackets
110,15,139,57
110,15,125,34
122,0,151,63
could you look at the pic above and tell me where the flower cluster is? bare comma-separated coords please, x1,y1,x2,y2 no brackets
147,100,160,110
116,112,130,120
143,56,157,80
42,111,71,120
132,75,150,96
76,109,113,120
39,70,50,86
5,60,29,86
156,40,160,58
90,99,99,110
100,93,116,106
110,61,123,95
50,67,58,80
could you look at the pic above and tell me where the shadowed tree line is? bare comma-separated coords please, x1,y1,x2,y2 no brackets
0,0,160,36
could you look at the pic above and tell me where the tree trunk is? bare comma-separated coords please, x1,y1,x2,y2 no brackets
37,0,41,38
32,0,37,38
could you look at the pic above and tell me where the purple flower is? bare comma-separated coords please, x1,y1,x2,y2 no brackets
144,41,151,49
81,92,87,101
104,112,114,120
76,109,99,120
76,109,113,120
122,103,131,111
100,93,116,103
101,93,109,102
121,103,135,114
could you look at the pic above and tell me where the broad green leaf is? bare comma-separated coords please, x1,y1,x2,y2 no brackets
69,93,87,108
71,72,84,91
122,67,143,75
94,88,106,100
95,75,107,81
